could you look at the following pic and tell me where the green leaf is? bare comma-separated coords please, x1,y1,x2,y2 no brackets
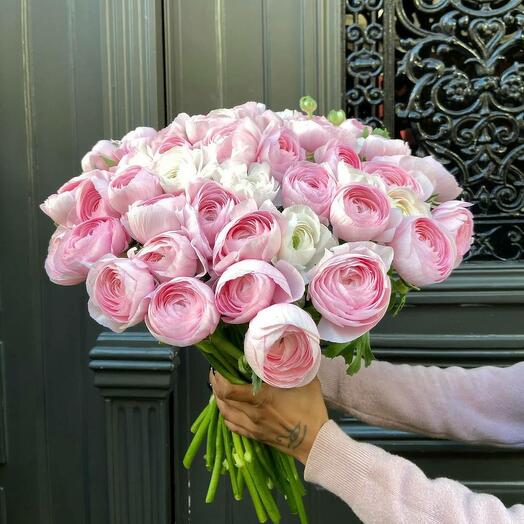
251,373,263,395
361,332,375,367
304,305,321,323
426,193,440,207
238,355,252,376
361,127,370,139
324,332,375,376
323,341,353,358
388,275,419,317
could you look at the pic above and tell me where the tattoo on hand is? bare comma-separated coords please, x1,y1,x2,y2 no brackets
276,422,307,450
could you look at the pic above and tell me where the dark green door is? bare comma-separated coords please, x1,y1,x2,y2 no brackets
0,1,109,522
1,1,522,523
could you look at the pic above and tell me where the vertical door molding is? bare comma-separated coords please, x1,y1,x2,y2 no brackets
99,0,165,137
89,332,177,524
302,0,344,114
164,0,343,117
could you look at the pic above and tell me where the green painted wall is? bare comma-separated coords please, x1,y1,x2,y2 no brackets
0,1,522,523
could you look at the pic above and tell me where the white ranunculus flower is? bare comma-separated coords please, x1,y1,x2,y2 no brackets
337,161,387,191
276,109,302,120
219,161,279,206
118,145,155,170
388,186,431,216
151,146,220,193
277,205,338,275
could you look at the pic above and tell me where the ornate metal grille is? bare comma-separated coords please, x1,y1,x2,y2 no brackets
345,0,524,261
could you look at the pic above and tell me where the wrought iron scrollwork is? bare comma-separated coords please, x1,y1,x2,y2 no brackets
345,0,524,261
345,0,385,127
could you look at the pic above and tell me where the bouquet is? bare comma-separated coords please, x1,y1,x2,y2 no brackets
41,97,473,523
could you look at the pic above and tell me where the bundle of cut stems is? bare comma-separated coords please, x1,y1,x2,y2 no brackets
182,333,308,524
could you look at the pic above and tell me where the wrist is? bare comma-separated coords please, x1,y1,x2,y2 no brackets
295,414,329,465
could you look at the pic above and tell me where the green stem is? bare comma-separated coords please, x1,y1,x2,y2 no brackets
190,401,210,433
280,454,308,524
196,347,245,385
243,441,281,523
210,333,244,360
270,449,297,514
209,343,240,378
183,401,213,469
221,421,240,500
232,433,267,523
206,398,219,470
241,435,255,461
287,455,306,496
255,443,283,493
237,462,245,498
206,415,224,503
195,341,239,377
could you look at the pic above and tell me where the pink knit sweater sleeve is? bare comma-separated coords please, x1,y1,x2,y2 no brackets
305,359,524,522
304,421,524,523
318,357,524,446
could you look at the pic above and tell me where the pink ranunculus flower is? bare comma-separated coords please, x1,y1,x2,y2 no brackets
257,126,304,182
395,155,462,202
308,242,393,342
212,206,282,274
81,140,122,172
432,200,474,266
123,193,185,244
330,183,393,242
86,255,155,332
155,132,192,154
152,116,192,153
359,135,411,160
215,259,305,324
229,117,264,165
40,173,90,227
314,139,362,171
145,277,219,346
389,216,456,286
44,217,129,286
188,180,240,247
201,120,239,162
287,115,334,152
244,303,321,388
108,165,163,214
362,159,431,200
338,118,370,137
128,230,207,282
185,114,235,145
76,170,120,222
119,126,158,156
233,101,267,119
282,161,337,222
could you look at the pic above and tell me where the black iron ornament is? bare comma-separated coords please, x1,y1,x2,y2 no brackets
345,0,386,128
345,0,524,261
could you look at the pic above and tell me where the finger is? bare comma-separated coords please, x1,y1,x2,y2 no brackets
223,420,255,440
215,397,259,437
211,372,257,403
222,398,263,424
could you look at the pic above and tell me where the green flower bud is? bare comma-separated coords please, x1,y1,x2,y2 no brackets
299,95,317,117
327,109,346,126
372,127,390,138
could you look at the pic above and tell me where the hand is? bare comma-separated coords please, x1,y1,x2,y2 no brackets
210,371,329,465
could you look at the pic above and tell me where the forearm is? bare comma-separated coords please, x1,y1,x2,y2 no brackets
305,421,524,524
318,357,524,446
